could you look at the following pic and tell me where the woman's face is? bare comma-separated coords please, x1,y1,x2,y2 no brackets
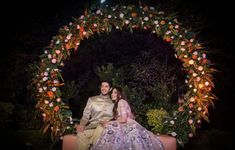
111,88,118,101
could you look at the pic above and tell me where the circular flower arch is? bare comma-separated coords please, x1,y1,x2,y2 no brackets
33,4,216,145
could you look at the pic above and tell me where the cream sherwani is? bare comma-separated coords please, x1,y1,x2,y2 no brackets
76,94,114,150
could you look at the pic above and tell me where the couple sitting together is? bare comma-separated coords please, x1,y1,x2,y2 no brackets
63,80,176,150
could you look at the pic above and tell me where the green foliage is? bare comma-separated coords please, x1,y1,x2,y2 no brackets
60,80,79,100
13,104,43,129
96,63,124,87
0,102,14,129
146,108,169,133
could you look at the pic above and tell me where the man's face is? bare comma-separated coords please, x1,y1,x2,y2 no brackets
100,82,111,95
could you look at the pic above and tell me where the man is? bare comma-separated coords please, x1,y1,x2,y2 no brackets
62,80,114,150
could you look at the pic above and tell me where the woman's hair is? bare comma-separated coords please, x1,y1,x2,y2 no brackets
111,87,127,119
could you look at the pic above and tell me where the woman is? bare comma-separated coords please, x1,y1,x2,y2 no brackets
92,87,167,150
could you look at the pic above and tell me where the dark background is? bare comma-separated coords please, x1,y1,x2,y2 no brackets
2,0,234,149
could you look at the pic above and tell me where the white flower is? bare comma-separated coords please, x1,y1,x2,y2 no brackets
181,41,185,45
80,15,84,19
189,85,192,88
56,40,60,44
205,81,209,86
77,25,80,29
193,88,197,92
170,120,175,124
56,98,61,102
196,77,201,81
44,50,48,54
193,51,198,55
56,50,61,54
116,26,119,29
171,132,177,137
44,100,49,104
165,31,171,35
100,0,106,4
42,77,48,81
174,54,178,58
188,133,193,137
150,6,155,10
197,57,202,61
42,113,46,117
202,53,206,58
198,66,203,71
189,97,195,102
198,107,202,111
190,38,195,42
125,20,130,24
96,10,101,14
188,119,193,124
144,17,149,21
108,15,112,18
48,54,52,59
52,87,57,92
39,88,43,93
189,59,194,65
119,13,124,18
53,80,58,84
46,68,50,71
175,25,179,29
159,11,164,15
66,33,72,40
69,22,73,26
185,79,188,83
44,72,48,77
49,102,54,107
52,58,57,64
154,20,159,24
192,73,197,77
184,55,188,58
179,35,182,38
43,86,47,90
180,48,185,51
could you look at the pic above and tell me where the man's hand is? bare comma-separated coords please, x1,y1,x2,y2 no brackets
75,124,85,133
99,120,110,127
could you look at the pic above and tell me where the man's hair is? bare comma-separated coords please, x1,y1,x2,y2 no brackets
100,79,112,87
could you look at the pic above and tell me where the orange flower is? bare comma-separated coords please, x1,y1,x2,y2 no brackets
178,106,184,112
165,37,171,42
54,106,60,112
160,20,165,25
192,55,197,59
131,12,138,17
169,25,174,29
47,91,54,99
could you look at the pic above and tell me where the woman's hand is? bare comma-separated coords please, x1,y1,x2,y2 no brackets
75,124,85,133
99,120,110,127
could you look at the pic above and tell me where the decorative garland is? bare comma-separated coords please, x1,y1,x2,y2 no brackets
33,4,216,144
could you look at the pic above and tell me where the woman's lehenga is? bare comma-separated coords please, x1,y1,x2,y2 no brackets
92,100,165,150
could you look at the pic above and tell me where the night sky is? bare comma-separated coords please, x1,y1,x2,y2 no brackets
2,0,235,149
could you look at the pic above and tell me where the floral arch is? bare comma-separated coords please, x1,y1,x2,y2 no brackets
33,4,216,145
